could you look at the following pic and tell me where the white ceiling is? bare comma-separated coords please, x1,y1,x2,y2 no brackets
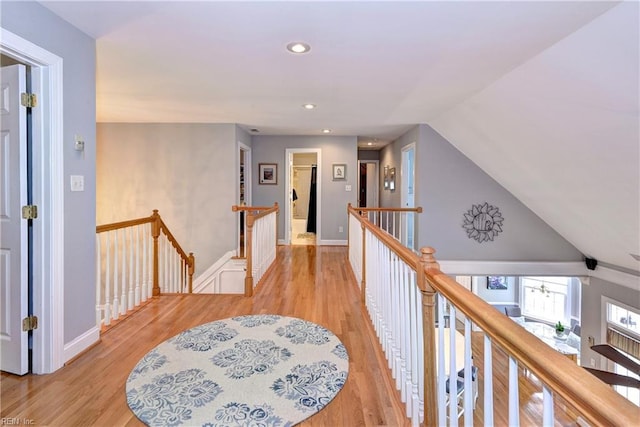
39,1,639,273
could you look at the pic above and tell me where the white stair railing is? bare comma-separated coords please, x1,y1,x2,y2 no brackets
348,204,639,427
96,210,194,327
240,203,278,296
350,204,422,250
348,210,363,287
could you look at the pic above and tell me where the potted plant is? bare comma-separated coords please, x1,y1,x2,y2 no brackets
554,321,565,337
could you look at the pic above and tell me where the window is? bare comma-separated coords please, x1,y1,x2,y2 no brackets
605,300,640,406
521,277,570,324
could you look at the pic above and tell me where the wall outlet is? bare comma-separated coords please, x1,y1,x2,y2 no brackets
590,358,596,367
338,226,343,233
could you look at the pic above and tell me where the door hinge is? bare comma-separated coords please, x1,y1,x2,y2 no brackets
22,205,38,220
22,315,38,332
20,92,37,108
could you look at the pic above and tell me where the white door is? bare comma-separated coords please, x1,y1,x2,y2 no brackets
401,143,416,249
0,64,28,375
293,167,311,219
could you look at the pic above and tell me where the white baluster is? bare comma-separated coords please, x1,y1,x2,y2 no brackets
104,231,111,326
135,225,141,305
95,234,102,327
112,229,120,320
128,227,134,311
542,385,554,426
484,334,494,426
437,294,447,427
448,305,458,424
463,318,473,427
173,247,178,292
142,223,148,300
416,287,424,425
121,226,127,314
509,356,520,426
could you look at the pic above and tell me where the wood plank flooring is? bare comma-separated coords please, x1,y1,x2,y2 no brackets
1,245,578,426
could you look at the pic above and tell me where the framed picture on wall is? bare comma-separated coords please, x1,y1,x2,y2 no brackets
259,163,277,185
487,276,508,290
332,163,346,180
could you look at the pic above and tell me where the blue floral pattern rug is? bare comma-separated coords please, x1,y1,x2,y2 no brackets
126,315,349,426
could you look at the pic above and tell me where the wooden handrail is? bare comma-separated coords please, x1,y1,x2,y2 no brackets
232,205,275,212
424,265,639,426
96,210,195,295
246,203,278,227
96,214,154,233
350,205,640,426
351,205,424,213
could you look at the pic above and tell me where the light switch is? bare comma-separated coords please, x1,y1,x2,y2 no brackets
70,175,84,192
345,185,352,192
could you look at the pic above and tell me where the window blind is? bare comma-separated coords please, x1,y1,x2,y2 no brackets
607,327,640,360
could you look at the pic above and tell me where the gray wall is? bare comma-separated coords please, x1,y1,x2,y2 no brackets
1,2,97,344
475,276,518,304
251,135,358,242
97,123,239,275
379,126,418,209
581,277,640,369
383,124,583,262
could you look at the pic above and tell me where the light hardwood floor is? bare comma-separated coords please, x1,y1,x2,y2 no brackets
1,245,578,426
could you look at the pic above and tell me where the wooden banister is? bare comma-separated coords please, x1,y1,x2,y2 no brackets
423,264,639,427
349,205,640,426
417,247,438,427
232,205,276,212
243,203,279,297
353,206,424,213
96,210,195,297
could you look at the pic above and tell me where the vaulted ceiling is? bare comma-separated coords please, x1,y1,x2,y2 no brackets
39,1,639,273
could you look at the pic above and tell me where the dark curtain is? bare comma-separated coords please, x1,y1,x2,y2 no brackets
306,165,317,233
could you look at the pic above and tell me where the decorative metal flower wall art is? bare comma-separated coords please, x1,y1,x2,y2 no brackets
462,202,504,243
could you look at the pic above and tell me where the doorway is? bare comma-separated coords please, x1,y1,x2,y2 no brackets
401,143,416,250
357,160,379,207
1,28,65,374
237,143,251,256
285,148,321,245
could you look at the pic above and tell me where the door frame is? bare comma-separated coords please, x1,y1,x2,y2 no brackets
357,160,379,207
1,28,65,374
284,148,321,245
401,142,416,250
238,142,251,206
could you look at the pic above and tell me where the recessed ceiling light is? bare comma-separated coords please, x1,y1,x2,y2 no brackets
367,142,373,146
286,42,311,54
303,103,316,110
322,129,331,134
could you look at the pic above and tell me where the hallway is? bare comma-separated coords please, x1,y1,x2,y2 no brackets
1,246,580,426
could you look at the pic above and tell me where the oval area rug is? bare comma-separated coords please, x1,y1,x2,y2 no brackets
126,314,349,426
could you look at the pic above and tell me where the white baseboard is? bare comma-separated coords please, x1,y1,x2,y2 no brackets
278,239,348,246
318,239,348,246
193,250,236,293
64,326,100,363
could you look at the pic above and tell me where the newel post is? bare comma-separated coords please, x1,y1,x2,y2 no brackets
187,252,195,293
151,210,161,296
418,246,439,426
